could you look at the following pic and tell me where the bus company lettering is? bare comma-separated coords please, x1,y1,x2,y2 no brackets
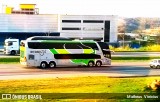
11,94,42,100
30,50,46,56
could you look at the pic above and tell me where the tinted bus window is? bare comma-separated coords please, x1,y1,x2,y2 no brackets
97,42,109,49
82,43,99,50
28,42,99,50
28,42,65,49
65,43,82,49
54,54,101,59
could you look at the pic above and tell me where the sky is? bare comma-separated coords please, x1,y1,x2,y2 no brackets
0,0,160,17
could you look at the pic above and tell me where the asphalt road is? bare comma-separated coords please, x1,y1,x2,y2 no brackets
0,62,159,80
0,52,19,57
0,52,160,57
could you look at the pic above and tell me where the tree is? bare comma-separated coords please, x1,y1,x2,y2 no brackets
125,18,139,33
118,18,126,48
118,18,126,33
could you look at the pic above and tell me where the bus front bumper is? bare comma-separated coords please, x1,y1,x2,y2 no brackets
102,59,111,65
20,62,27,66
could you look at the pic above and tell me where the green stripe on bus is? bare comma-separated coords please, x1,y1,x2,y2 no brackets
49,49,59,54
71,59,94,65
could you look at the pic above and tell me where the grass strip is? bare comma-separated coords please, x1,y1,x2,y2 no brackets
0,76,156,93
0,58,19,62
0,76,160,101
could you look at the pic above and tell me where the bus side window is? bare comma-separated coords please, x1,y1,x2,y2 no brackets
82,43,99,50
29,54,34,60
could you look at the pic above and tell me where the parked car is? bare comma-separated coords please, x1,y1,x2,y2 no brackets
149,59,160,68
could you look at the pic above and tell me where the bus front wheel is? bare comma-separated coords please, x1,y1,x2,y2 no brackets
96,61,102,67
40,62,48,69
49,61,56,68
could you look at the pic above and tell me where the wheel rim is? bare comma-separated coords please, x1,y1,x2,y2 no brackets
11,51,15,55
153,65,156,68
96,62,101,66
88,62,93,67
50,63,55,68
41,63,46,68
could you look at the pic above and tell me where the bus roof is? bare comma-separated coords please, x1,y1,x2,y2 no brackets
27,36,72,41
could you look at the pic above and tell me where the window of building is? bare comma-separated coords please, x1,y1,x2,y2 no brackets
83,20,104,23
62,28,81,30
62,20,81,23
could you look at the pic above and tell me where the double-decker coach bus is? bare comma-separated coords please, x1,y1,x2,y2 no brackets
20,36,111,68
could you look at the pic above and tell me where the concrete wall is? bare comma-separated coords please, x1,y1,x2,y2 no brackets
60,15,117,42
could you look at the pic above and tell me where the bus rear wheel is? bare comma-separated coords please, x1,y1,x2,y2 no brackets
88,61,94,67
49,61,56,68
40,62,48,69
96,61,102,67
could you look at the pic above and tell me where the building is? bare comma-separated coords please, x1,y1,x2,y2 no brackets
60,15,117,42
0,4,117,44
6,4,39,14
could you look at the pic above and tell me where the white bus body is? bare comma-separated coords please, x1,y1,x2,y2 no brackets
4,38,19,55
20,36,111,68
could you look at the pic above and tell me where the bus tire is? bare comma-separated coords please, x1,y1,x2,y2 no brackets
96,61,102,67
157,65,160,69
40,62,48,69
88,61,94,67
49,61,56,68
11,50,16,55
153,65,156,69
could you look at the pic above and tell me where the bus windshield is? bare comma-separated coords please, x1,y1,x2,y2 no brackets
97,42,111,59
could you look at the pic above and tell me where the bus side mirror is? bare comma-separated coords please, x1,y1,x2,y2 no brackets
102,49,109,51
